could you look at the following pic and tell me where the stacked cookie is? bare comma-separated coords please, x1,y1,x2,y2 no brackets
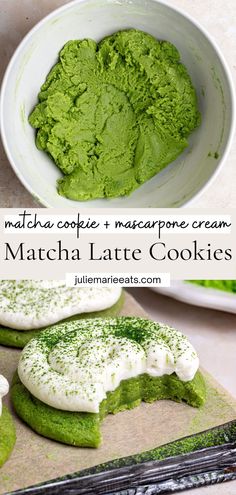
0,281,205,466
11,317,205,447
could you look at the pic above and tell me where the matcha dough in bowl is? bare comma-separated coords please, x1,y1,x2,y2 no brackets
0,281,124,348
0,374,16,467
11,317,206,448
29,29,200,201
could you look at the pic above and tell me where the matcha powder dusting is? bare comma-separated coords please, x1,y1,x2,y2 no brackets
29,29,200,201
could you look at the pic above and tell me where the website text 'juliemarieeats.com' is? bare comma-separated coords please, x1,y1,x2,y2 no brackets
67,273,169,287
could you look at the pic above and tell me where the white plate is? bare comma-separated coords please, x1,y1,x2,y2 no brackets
151,281,236,314
1,0,235,207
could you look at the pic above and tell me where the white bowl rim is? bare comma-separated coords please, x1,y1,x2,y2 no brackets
0,0,235,208
151,281,236,314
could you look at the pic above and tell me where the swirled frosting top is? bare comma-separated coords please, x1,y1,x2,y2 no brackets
18,317,199,413
0,281,121,330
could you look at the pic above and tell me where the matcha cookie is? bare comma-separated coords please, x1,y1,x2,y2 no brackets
12,317,206,447
0,281,124,348
29,29,200,201
0,375,16,467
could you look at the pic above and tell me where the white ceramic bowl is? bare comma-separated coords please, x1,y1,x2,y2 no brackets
1,0,235,208
151,282,236,314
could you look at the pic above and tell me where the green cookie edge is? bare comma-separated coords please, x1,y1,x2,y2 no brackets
0,404,16,468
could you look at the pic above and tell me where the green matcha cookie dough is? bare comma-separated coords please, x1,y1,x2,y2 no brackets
12,371,205,448
189,280,236,293
0,291,124,348
0,405,16,467
29,29,200,201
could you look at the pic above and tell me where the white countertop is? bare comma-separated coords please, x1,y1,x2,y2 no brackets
0,0,236,207
129,288,236,495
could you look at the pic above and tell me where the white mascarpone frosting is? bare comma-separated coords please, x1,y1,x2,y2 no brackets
0,281,121,330
0,374,9,416
18,317,199,413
